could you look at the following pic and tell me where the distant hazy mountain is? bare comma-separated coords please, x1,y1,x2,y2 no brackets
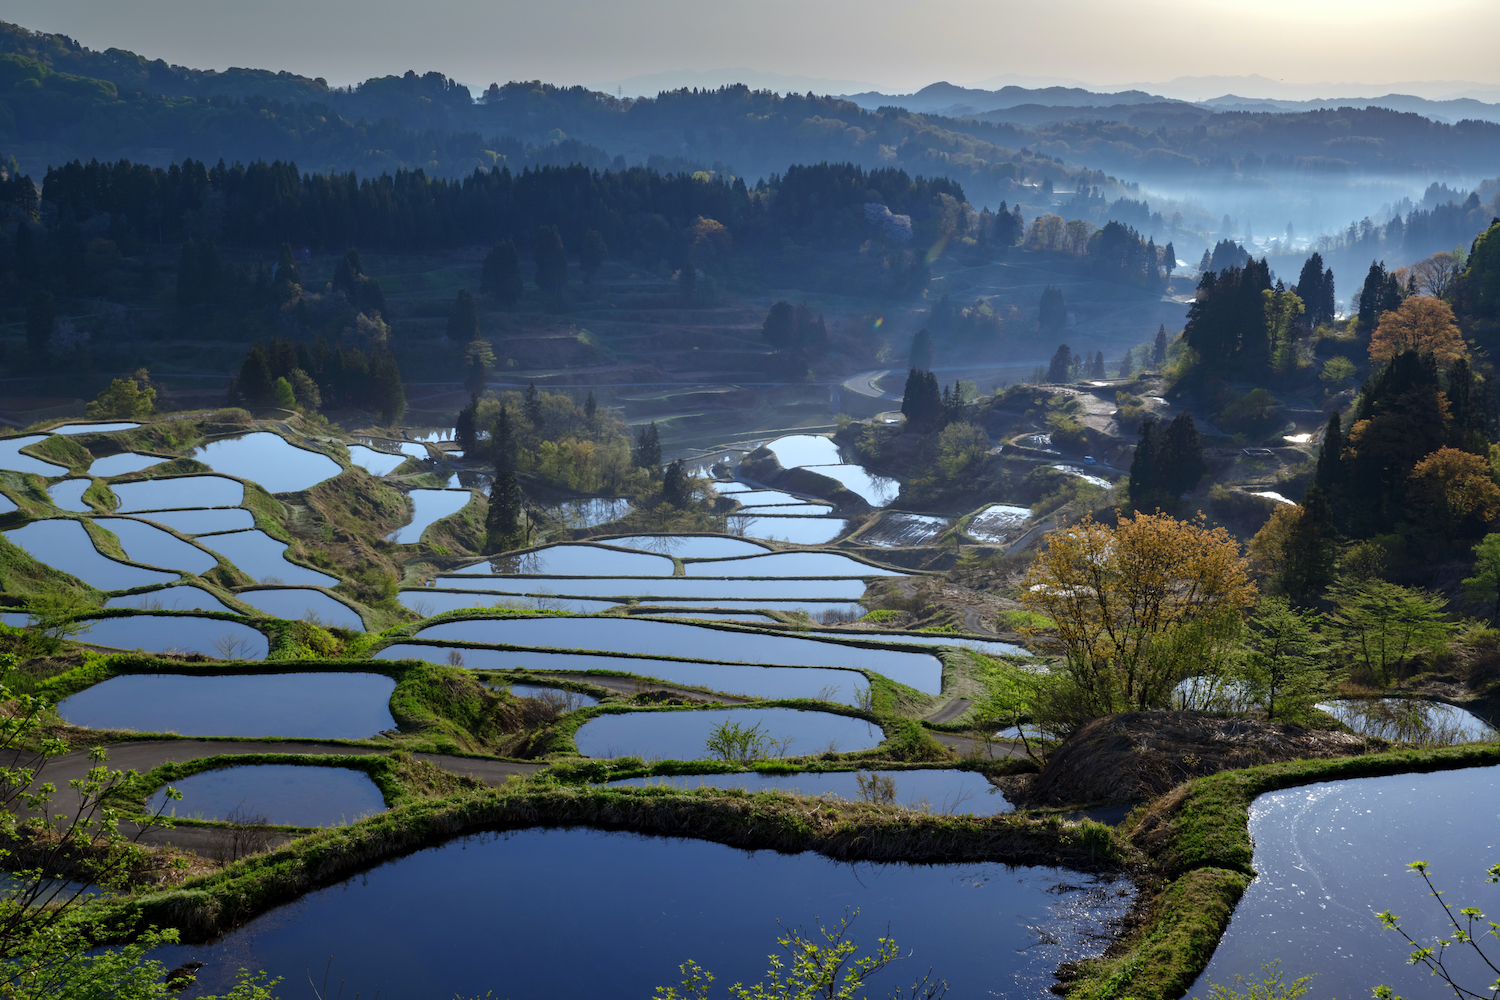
590,69,881,99
1198,94,1500,125
839,81,1171,114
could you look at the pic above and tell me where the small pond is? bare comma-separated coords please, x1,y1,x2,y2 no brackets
105,586,238,614
196,530,339,587
860,512,947,547
111,476,245,512
731,489,814,508
150,827,1132,999
0,435,67,476
430,576,868,601
542,498,632,528
398,591,617,616
766,434,842,467
459,543,674,577
193,433,342,494
610,768,1012,815
387,489,472,544
1192,765,1500,1000
377,645,868,703
414,617,941,692
599,535,768,558
57,672,397,738
2,520,178,591
87,453,166,478
802,465,901,506
1316,698,1495,743
576,707,883,759
345,445,407,477
100,518,220,575
147,764,387,827
505,683,602,707
47,479,93,512
78,614,268,659
236,589,364,630
683,551,902,578
140,508,255,535
727,515,848,545
967,504,1031,542
51,422,140,435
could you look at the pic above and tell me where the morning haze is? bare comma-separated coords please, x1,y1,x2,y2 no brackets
0,2,1497,999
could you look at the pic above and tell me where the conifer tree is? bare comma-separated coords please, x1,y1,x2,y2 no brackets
663,460,690,508
1119,349,1134,378
237,345,274,405
482,239,524,307
635,422,662,472
1128,418,1161,511
909,328,933,370
1313,411,1344,495
491,405,516,473
369,352,406,424
584,391,597,421
1153,325,1168,366
455,394,480,454
486,467,524,550
1046,343,1073,382
447,289,481,342
900,368,943,429
1159,412,1207,497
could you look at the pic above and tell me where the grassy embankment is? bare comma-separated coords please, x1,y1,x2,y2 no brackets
1063,742,1500,1000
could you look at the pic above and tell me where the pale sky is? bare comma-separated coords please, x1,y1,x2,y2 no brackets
5,0,1498,99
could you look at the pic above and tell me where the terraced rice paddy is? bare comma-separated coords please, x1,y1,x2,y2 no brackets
111,476,244,512
78,614,269,659
2,519,178,590
387,489,471,544
236,589,365,630
147,765,388,827
574,706,883,759
195,530,339,587
611,768,1012,815
192,433,342,494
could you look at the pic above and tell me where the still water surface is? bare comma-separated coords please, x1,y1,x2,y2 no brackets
727,516,848,545
155,828,1132,999
79,614,268,659
610,768,1012,815
237,589,364,630
683,551,901,577
193,433,341,494
459,543,674,577
430,576,867,600
111,476,244,512
576,707,883,759
2,520,178,590
386,489,471,544
148,765,387,827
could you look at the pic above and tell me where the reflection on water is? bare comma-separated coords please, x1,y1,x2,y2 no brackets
105,586,238,614
346,445,406,476
462,543,673,577
802,465,900,506
87,453,165,478
74,614,268,659
237,589,364,630
0,435,67,475
100,518,219,575
51,422,140,435
387,489,471,545
47,479,92,512
197,530,338,587
601,535,769,558
2,520,177,591
610,768,1012,815
727,516,848,545
575,707,882,759
397,591,617,616
148,765,387,827
140,508,255,535
193,433,341,494
1193,766,1500,999
112,476,244,512
150,828,1132,999
1317,698,1495,744
543,498,633,528
766,434,842,467
430,576,868,601
57,672,396,737
683,551,902,578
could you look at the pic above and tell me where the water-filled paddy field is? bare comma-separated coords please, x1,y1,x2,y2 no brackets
147,765,387,827
47,479,92,512
681,551,902,577
466,543,674,576
610,768,1012,815
134,507,255,535
0,435,66,475
195,530,338,587
111,476,244,511
376,644,870,702
1193,766,1500,998
414,617,943,692
88,452,166,477
192,433,341,494
105,586,238,614
430,576,870,601
575,706,883,758
345,444,407,476
57,673,396,738
397,591,618,615
2,520,178,590
725,516,848,544
236,589,364,630
386,488,471,544
151,828,1132,998
99,518,220,575
78,614,269,659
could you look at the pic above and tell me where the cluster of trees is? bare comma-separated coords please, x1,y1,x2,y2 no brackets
760,300,828,357
1182,255,1326,377
899,368,972,431
234,336,405,422
1127,413,1207,511
460,384,636,497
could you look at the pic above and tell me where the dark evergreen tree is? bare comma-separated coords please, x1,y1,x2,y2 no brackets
523,382,542,426
1446,357,1489,455
909,328,933,370
1282,485,1337,600
1313,411,1345,495
1046,343,1073,382
485,467,524,549
24,290,52,358
584,390,597,421
491,405,516,473
12,223,37,284
455,394,479,455
579,229,608,283
1091,351,1105,378
274,243,301,301
1039,285,1066,330
662,460,690,508
1153,325,1168,365
1119,349,1134,378
534,225,568,294
634,422,662,472
1357,260,1403,330
1182,259,1273,368
1159,412,1207,496
1295,252,1337,328
332,248,362,300
761,301,797,349
900,368,943,429
481,239,524,307
369,351,406,424
446,289,481,342
1128,418,1162,511
237,344,274,405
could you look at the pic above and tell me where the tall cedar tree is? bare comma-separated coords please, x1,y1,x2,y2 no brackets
1128,419,1162,510
1039,286,1066,330
1046,344,1073,382
486,468,524,549
447,289,481,342
1153,325,1168,365
481,239,524,306
900,368,942,429
1357,260,1403,331
909,328,933,370
1183,259,1273,368
584,391,597,421
455,394,480,454
663,460,690,507
274,243,301,301
534,225,568,294
635,422,662,472
1160,413,1207,496
1295,252,1337,328
237,345,274,405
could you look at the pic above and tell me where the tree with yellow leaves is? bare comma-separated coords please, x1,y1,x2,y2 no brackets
1369,296,1467,366
1020,512,1256,716
1406,446,1500,536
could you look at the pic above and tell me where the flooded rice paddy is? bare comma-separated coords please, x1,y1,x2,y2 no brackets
2,519,178,590
574,706,882,759
51,421,140,435
640,599,865,618
725,516,848,545
1193,765,1500,999
967,504,1032,542
430,576,868,600
78,614,268,659
193,433,342,494
397,591,617,615
147,764,387,827
1316,698,1495,742
0,435,66,475
860,511,948,546
682,551,901,577
731,489,820,507
835,631,1029,657
414,617,941,691
111,476,244,512
87,453,166,477
47,479,93,512
599,535,769,558
610,768,1012,815
543,497,632,527
387,489,471,544
801,465,901,506
377,644,869,702
653,611,776,622
152,827,1132,999
57,673,397,737
236,589,364,630
105,586,238,614
100,518,220,575
138,508,256,534
506,683,602,706
195,530,339,587
1051,465,1112,489
345,444,407,476
765,434,842,467
0,492,14,514
463,543,674,577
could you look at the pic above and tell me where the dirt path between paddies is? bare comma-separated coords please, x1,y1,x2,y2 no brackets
7,740,545,853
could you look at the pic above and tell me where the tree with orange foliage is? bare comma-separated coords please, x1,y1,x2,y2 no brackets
1019,512,1256,716
1369,296,1467,366
1406,446,1500,535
